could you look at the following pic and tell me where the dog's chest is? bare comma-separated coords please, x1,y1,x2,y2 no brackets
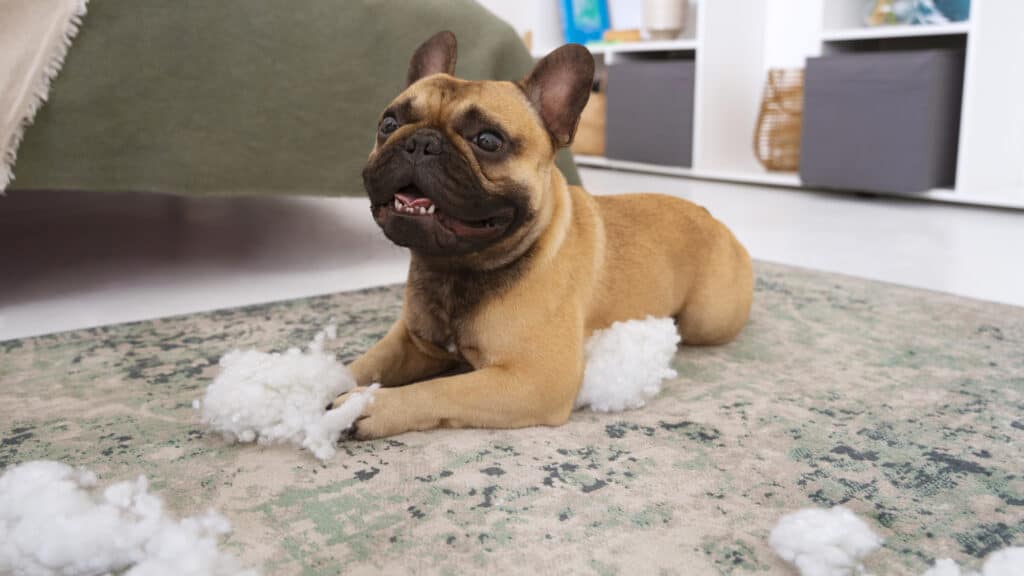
405,259,525,363
406,274,479,359
408,310,460,357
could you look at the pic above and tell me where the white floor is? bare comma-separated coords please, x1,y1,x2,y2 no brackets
2,167,1023,341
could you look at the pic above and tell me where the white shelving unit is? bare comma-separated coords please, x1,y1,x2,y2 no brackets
571,0,784,188
816,0,1024,208
496,0,1024,209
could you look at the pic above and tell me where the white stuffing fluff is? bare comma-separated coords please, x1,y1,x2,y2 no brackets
923,558,967,576
977,547,1024,576
575,316,681,412
925,548,1024,576
772,507,1024,576
195,325,378,461
769,506,883,576
0,460,255,576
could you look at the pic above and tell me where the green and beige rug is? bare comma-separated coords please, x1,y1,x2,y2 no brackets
1,262,1021,575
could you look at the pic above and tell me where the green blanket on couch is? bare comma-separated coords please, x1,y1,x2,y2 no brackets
10,0,579,197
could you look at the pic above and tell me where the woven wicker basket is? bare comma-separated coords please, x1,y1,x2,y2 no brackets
754,69,805,172
572,92,606,156
571,80,606,157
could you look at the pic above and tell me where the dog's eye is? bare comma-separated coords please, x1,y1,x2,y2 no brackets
473,131,504,153
379,116,400,137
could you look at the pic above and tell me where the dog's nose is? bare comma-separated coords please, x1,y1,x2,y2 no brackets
403,130,443,158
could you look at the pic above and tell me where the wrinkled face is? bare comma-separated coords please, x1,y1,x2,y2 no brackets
362,77,552,257
362,31,594,261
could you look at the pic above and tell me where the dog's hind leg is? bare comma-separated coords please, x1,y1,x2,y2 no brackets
676,236,754,346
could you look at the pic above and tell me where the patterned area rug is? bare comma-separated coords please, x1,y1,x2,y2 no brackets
2,262,1022,575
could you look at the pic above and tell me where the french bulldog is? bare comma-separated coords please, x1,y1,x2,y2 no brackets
332,31,753,439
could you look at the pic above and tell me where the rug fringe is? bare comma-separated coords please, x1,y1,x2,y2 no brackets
0,0,89,194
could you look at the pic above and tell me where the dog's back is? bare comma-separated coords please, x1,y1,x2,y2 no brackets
589,191,753,345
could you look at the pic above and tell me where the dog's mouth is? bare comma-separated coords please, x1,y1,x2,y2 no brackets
375,185,516,240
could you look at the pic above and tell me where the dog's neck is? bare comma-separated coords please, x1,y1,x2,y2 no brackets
403,166,575,345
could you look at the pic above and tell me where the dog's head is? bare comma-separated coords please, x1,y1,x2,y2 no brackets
362,31,594,263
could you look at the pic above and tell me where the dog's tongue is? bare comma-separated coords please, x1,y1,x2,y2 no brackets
395,192,434,208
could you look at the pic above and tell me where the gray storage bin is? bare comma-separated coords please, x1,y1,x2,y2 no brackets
605,58,695,167
800,49,965,194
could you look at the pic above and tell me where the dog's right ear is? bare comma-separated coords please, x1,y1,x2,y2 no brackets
407,31,458,86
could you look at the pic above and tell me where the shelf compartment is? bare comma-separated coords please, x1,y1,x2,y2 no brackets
586,38,699,55
801,49,965,194
822,22,970,42
574,155,803,187
605,58,696,168
531,38,699,60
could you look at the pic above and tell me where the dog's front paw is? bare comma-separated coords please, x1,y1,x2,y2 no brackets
330,386,373,410
330,387,426,440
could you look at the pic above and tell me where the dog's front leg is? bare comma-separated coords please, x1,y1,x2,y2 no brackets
346,319,456,387
339,357,584,439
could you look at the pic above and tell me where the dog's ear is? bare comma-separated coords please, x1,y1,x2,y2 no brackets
521,44,595,147
407,31,458,86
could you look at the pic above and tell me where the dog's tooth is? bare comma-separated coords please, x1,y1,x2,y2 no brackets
418,207,426,215
427,205,435,214
394,198,401,209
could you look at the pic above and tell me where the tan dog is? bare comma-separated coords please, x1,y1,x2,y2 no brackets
332,31,753,439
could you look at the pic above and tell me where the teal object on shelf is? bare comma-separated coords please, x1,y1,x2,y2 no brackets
559,0,610,45
908,0,949,24
934,0,970,21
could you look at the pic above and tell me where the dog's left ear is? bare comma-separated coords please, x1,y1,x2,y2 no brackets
407,31,458,86
521,44,595,147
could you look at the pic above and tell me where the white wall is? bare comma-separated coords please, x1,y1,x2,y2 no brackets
474,0,699,51
762,0,822,70
474,0,535,35
474,0,563,53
